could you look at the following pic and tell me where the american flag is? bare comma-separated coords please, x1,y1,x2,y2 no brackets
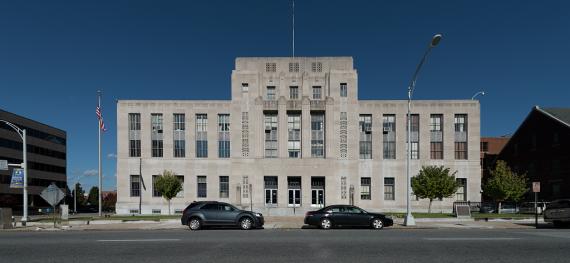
96,106,107,132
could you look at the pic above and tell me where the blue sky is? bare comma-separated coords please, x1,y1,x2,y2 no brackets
0,0,569,191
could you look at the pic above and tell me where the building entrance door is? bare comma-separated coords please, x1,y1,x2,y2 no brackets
311,189,324,208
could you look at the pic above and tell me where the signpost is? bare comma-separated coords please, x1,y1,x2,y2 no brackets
532,182,540,229
40,183,65,228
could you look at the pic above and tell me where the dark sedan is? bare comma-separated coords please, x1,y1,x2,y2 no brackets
304,205,393,230
181,201,264,230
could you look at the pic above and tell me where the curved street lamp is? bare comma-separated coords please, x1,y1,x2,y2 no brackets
0,120,28,225
471,91,486,100
405,34,443,226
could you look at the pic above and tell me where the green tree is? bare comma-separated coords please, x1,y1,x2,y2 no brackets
412,165,459,213
154,170,182,215
483,160,528,213
87,186,99,206
102,192,117,212
73,183,87,209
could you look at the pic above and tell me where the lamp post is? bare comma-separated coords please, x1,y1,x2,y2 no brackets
404,34,443,226
0,120,28,225
471,91,485,100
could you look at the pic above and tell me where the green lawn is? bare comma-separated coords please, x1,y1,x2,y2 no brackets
32,214,181,223
385,212,538,219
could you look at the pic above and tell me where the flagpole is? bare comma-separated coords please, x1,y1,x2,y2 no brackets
98,90,102,217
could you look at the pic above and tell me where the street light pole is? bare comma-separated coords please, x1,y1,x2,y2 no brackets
471,91,485,100
0,120,28,225
404,34,443,226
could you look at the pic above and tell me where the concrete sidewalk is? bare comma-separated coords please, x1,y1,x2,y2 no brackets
3,216,549,231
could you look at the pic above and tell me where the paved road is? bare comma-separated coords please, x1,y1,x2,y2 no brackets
2,228,569,263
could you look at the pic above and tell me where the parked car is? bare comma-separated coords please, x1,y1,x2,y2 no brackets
519,202,549,214
479,202,496,213
499,203,519,214
304,205,393,230
180,201,264,230
544,199,570,227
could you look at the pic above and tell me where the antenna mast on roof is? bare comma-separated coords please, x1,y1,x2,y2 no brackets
292,0,295,58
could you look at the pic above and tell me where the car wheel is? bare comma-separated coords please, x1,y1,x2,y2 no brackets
371,218,384,229
320,218,332,230
240,217,253,230
188,218,202,230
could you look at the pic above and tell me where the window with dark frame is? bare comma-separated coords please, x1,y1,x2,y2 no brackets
289,86,299,100
264,113,278,158
383,115,396,159
151,113,163,157
218,114,230,158
197,176,207,198
219,176,229,198
311,113,325,158
288,114,301,158
266,86,276,100
173,113,185,158
312,86,322,100
128,113,141,157
264,176,278,205
130,174,140,197
361,177,371,200
152,175,161,197
384,177,395,200
406,114,419,159
454,114,468,159
359,114,372,159
430,114,443,159
456,178,467,201
340,83,347,97
196,114,208,158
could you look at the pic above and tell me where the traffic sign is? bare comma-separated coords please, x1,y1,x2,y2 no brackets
532,182,540,193
0,160,7,170
10,168,24,188
40,183,65,207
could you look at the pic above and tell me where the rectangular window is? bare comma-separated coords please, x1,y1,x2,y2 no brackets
130,175,140,197
176,175,184,198
407,114,419,159
264,176,278,205
383,115,396,159
218,114,230,158
359,114,372,159
173,114,185,158
361,177,371,200
454,114,468,159
288,114,301,158
288,177,301,207
340,83,347,97
430,114,443,160
340,112,348,159
341,176,347,199
219,176,229,198
196,114,208,158
266,86,276,100
311,62,322,72
311,113,325,158
264,113,278,158
312,86,322,100
289,62,299,72
197,176,207,198
242,176,249,198
384,177,395,200
151,113,163,157
128,113,141,157
289,86,299,100
266,62,276,72
152,175,161,197
456,178,467,201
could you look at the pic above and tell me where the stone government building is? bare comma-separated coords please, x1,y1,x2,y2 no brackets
116,57,481,215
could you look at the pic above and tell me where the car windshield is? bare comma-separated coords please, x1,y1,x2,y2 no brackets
548,200,570,209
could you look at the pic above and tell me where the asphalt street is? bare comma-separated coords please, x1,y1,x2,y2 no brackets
1,228,569,263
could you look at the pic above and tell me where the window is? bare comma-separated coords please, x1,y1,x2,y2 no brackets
176,175,184,198
384,177,395,200
288,114,301,158
197,176,207,198
265,62,276,72
455,114,468,159
430,114,443,159
241,112,249,157
289,86,299,100
341,177,347,199
289,62,299,72
456,178,467,201
311,177,325,207
361,177,371,200
312,86,322,100
340,112,348,159
242,176,249,198
196,114,208,158
151,113,163,157
311,113,325,158
288,177,301,207
340,83,347,97
407,114,419,159
173,114,185,158
152,175,161,197
218,114,230,158
383,115,396,159
130,175,140,197
219,176,229,198
359,115,372,159
264,113,278,158
128,113,141,157
264,176,278,205
311,62,322,72
152,209,161,215
241,83,249,92
266,86,276,100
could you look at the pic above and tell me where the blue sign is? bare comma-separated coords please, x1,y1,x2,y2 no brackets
10,168,24,188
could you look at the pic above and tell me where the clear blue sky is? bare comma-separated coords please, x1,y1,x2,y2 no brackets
1,0,569,191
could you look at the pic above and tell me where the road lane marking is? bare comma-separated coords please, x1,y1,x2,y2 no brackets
97,239,180,242
424,238,520,241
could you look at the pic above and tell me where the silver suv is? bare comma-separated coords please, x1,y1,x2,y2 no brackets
544,199,570,227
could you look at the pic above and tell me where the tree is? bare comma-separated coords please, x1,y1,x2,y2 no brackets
102,192,117,212
87,186,99,206
73,183,87,210
412,165,459,213
154,170,182,215
483,160,528,213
